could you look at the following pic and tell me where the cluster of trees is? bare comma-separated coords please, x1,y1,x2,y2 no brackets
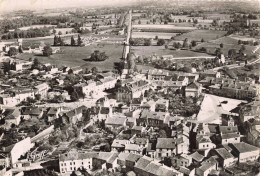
1,27,51,40
71,35,83,46
89,50,109,61
53,35,65,46
0,15,70,34
43,45,53,56
238,39,259,46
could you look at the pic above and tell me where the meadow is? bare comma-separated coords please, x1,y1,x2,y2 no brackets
174,30,227,42
18,43,124,71
132,32,178,39
131,45,212,57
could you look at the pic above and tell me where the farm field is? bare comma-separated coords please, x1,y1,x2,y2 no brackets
195,37,257,56
18,25,56,30
132,45,212,57
17,43,124,71
132,32,178,39
132,24,196,30
174,30,227,42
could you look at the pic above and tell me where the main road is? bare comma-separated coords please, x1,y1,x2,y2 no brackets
123,10,132,59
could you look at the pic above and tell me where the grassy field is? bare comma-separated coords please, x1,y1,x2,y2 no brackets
18,43,124,71
132,24,196,30
231,63,260,76
195,37,257,56
18,25,56,30
174,30,227,42
131,45,212,57
132,32,178,39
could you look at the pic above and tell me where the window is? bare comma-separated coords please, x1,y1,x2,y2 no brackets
235,138,237,140
70,167,72,170
70,162,72,165
61,163,63,166
73,162,75,165
64,163,66,166
82,162,84,165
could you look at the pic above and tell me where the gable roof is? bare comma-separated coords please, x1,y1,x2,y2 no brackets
230,142,259,153
156,138,176,149
215,148,234,160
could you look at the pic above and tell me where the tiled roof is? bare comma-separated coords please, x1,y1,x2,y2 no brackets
230,142,259,153
156,138,176,149
215,148,234,160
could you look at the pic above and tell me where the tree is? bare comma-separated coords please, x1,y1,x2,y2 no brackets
43,45,53,56
58,31,62,35
54,35,59,46
191,40,197,47
35,94,41,101
137,55,144,64
220,43,224,48
18,45,23,53
91,67,98,74
228,49,236,59
53,29,56,34
138,20,141,24
71,36,75,46
3,61,11,73
157,39,165,46
77,35,83,46
201,38,205,42
32,58,41,70
165,45,168,49
8,47,18,57
155,36,158,40
183,38,189,48
90,50,108,61
71,91,79,101
144,39,152,46
158,129,167,138
127,52,136,70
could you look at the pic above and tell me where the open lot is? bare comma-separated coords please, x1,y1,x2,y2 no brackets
17,43,123,71
196,94,247,124
132,45,212,57
174,30,227,41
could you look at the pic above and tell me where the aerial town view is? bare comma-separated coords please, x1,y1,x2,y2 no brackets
0,0,260,175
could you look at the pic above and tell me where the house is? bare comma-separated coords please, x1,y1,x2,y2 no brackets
46,107,61,122
190,152,204,163
61,106,88,124
125,153,142,172
185,82,202,97
105,116,127,129
200,70,221,78
213,148,237,167
34,83,50,98
196,157,218,176
137,110,169,128
1,108,21,129
178,166,196,176
92,152,118,170
21,107,44,119
155,138,179,158
111,139,129,152
229,142,260,163
221,133,240,145
133,156,153,176
125,144,143,155
147,69,169,80
131,126,146,136
116,80,149,103
155,98,169,112
146,143,156,159
59,150,98,174
196,135,216,150
0,89,35,106
172,154,192,168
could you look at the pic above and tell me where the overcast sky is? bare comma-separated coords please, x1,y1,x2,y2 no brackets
0,0,135,12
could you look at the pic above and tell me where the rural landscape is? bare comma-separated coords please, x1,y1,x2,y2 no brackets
0,0,260,176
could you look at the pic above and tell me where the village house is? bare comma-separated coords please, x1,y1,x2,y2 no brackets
92,152,118,170
21,107,44,119
137,110,169,128
111,139,130,152
116,80,150,103
61,106,88,124
1,108,21,129
172,154,193,168
34,83,50,98
185,82,202,97
196,135,216,150
228,142,260,163
125,153,142,172
212,148,237,168
208,80,258,100
46,107,61,122
195,157,218,176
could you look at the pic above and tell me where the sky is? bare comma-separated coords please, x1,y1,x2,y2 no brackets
0,0,259,12
0,0,136,12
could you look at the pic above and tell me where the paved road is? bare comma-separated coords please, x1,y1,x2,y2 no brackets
123,10,132,59
211,55,260,72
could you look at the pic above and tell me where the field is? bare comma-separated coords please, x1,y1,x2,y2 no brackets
18,43,124,71
132,24,196,30
174,30,227,42
55,28,74,35
195,36,257,56
131,45,212,57
18,25,56,30
231,63,260,76
132,32,178,39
